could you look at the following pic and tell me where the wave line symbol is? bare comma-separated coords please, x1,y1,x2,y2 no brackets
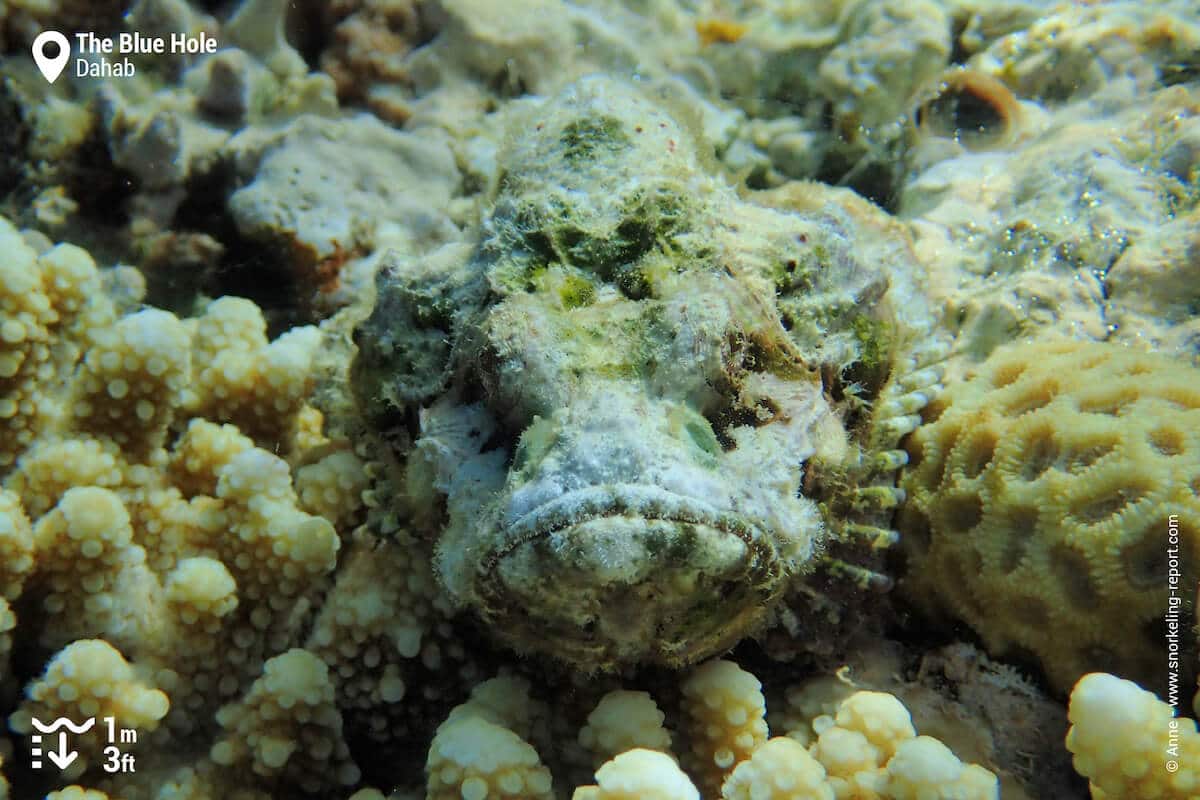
31,717,95,735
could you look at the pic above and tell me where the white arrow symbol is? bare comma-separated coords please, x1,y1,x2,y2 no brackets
46,733,78,770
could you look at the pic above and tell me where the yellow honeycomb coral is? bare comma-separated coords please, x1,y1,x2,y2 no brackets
898,339,1200,693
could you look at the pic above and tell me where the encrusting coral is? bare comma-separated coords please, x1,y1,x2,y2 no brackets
898,338,1200,694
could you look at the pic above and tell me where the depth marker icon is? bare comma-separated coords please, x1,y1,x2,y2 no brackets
29,716,94,771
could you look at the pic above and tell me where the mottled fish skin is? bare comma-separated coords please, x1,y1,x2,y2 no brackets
353,76,939,670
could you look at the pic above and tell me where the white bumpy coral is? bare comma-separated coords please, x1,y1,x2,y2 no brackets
9,639,168,780
575,749,699,800
1067,672,1200,799
211,648,360,792
680,660,769,797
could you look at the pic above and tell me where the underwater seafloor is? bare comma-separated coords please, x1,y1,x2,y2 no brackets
1,0,1199,798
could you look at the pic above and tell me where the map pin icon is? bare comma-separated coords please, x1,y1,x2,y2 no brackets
32,31,71,84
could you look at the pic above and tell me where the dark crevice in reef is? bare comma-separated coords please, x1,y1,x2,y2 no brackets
290,0,334,73
168,163,311,336
0,74,135,234
197,235,308,338
816,151,901,213
195,0,233,13
887,590,1069,703
0,80,30,200
33,121,140,264
347,617,506,790
139,165,232,314
0,75,306,334
3,596,62,799
1161,55,1200,87
0,0,130,54
66,128,137,229
947,14,973,65
0,77,154,271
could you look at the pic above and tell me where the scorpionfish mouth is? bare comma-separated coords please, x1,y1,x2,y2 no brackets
459,387,820,670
